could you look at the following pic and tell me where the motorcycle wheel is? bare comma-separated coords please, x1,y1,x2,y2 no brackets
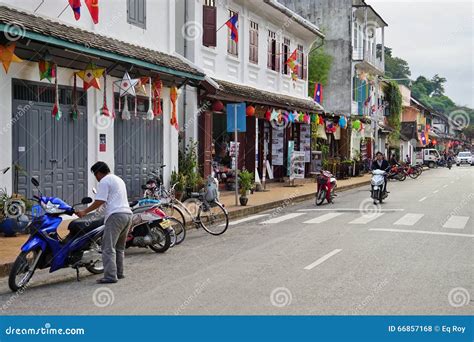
149,224,171,253
85,236,104,274
378,190,384,204
316,190,326,206
397,173,407,181
9,248,42,292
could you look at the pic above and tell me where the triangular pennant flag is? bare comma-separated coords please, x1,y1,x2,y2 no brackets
85,0,99,24
69,0,81,20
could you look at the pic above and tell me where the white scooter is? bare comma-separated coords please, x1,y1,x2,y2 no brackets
371,169,388,204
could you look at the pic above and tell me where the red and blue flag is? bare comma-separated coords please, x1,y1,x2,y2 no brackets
69,0,81,20
314,83,323,104
225,14,239,43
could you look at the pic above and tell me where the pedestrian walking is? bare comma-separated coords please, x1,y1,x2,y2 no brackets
76,161,132,284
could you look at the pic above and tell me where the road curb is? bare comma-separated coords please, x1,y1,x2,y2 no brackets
0,179,370,279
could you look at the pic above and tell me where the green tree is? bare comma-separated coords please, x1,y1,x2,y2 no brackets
383,47,411,86
308,46,333,97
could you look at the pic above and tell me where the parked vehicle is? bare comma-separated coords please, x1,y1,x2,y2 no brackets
415,149,441,168
387,164,406,181
127,200,178,252
9,178,103,291
371,170,388,204
447,159,452,170
316,170,337,206
455,151,473,166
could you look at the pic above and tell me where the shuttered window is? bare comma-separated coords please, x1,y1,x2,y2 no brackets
202,1,217,47
297,44,307,80
267,30,279,72
249,21,259,64
127,0,146,29
282,38,290,75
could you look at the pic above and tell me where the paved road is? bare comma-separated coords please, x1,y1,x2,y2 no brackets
0,166,473,315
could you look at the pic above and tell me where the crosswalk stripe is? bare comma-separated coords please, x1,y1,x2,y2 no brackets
443,216,470,229
260,213,305,224
303,213,344,224
228,214,270,226
304,249,342,270
349,213,385,224
394,213,424,226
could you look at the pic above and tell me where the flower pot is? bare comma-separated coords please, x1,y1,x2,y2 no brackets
239,196,248,206
0,217,29,237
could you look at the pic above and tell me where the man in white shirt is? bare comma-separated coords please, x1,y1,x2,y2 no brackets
77,162,132,284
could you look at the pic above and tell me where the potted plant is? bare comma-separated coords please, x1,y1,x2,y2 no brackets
170,170,186,201
238,169,254,206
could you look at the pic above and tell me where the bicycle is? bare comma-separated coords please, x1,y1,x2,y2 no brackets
144,168,229,236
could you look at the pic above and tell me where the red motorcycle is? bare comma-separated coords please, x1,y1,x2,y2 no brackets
316,170,337,206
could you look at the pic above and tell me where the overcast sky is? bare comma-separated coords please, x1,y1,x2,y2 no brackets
366,0,473,108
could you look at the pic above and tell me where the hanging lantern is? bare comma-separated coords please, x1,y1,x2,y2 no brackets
432,139,437,145
270,109,279,121
265,108,271,121
318,115,324,125
339,116,347,129
246,105,255,117
352,119,361,131
212,100,224,112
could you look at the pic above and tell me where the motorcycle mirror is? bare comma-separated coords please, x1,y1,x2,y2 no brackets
81,197,93,205
31,177,40,187
92,187,97,194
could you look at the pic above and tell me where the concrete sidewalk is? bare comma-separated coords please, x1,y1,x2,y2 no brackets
0,174,371,277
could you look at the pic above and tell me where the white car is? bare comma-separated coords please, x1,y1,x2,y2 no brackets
455,151,473,166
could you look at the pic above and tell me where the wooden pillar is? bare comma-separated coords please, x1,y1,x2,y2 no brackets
199,110,213,177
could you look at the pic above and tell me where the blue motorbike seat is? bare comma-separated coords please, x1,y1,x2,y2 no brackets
68,214,105,237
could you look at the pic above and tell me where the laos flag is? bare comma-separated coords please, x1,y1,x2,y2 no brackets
314,83,323,104
69,0,81,20
226,14,239,43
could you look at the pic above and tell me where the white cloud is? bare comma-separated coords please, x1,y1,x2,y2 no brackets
367,0,473,107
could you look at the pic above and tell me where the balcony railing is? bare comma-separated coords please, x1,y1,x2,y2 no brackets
353,48,384,72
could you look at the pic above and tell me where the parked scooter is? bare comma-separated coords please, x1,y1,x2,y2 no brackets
316,170,337,206
9,178,103,291
371,170,388,204
127,199,178,252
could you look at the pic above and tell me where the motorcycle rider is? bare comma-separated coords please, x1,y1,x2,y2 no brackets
371,152,390,194
76,162,132,284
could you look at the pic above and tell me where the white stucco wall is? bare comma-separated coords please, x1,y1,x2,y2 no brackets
2,0,176,54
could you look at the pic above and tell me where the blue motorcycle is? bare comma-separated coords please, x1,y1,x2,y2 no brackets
9,178,104,291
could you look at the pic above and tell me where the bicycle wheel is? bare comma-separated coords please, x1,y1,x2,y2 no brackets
160,203,186,245
198,201,228,236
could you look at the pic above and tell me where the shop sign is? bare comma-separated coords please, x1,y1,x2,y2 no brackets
226,103,247,132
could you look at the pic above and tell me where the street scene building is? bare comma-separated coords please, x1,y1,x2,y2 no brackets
0,0,472,332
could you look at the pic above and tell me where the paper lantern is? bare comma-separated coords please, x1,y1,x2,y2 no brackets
432,139,437,145
352,119,361,131
265,108,271,121
212,100,224,112
246,105,255,116
270,109,279,121
304,114,310,124
338,116,347,129
318,115,324,125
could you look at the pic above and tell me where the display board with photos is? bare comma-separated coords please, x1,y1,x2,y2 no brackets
272,128,284,166
300,124,311,163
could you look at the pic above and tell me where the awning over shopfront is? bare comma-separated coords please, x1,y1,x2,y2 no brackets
0,5,213,87
208,79,324,113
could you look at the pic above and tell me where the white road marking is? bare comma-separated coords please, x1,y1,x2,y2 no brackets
227,214,270,226
304,249,342,270
419,197,428,202
394,213,424,226
260,213,305,224
433,190,439,193
450,181,455,184
349,213,385,224
370,228,474,238
303,213,344,224
442,216,470,229
442,184,448,188
298,208,404,212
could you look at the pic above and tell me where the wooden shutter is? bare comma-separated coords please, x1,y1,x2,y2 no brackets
203,5,217,47
275,40,281,72
302,53,307,80
137,0,146,28
267,36,273,69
